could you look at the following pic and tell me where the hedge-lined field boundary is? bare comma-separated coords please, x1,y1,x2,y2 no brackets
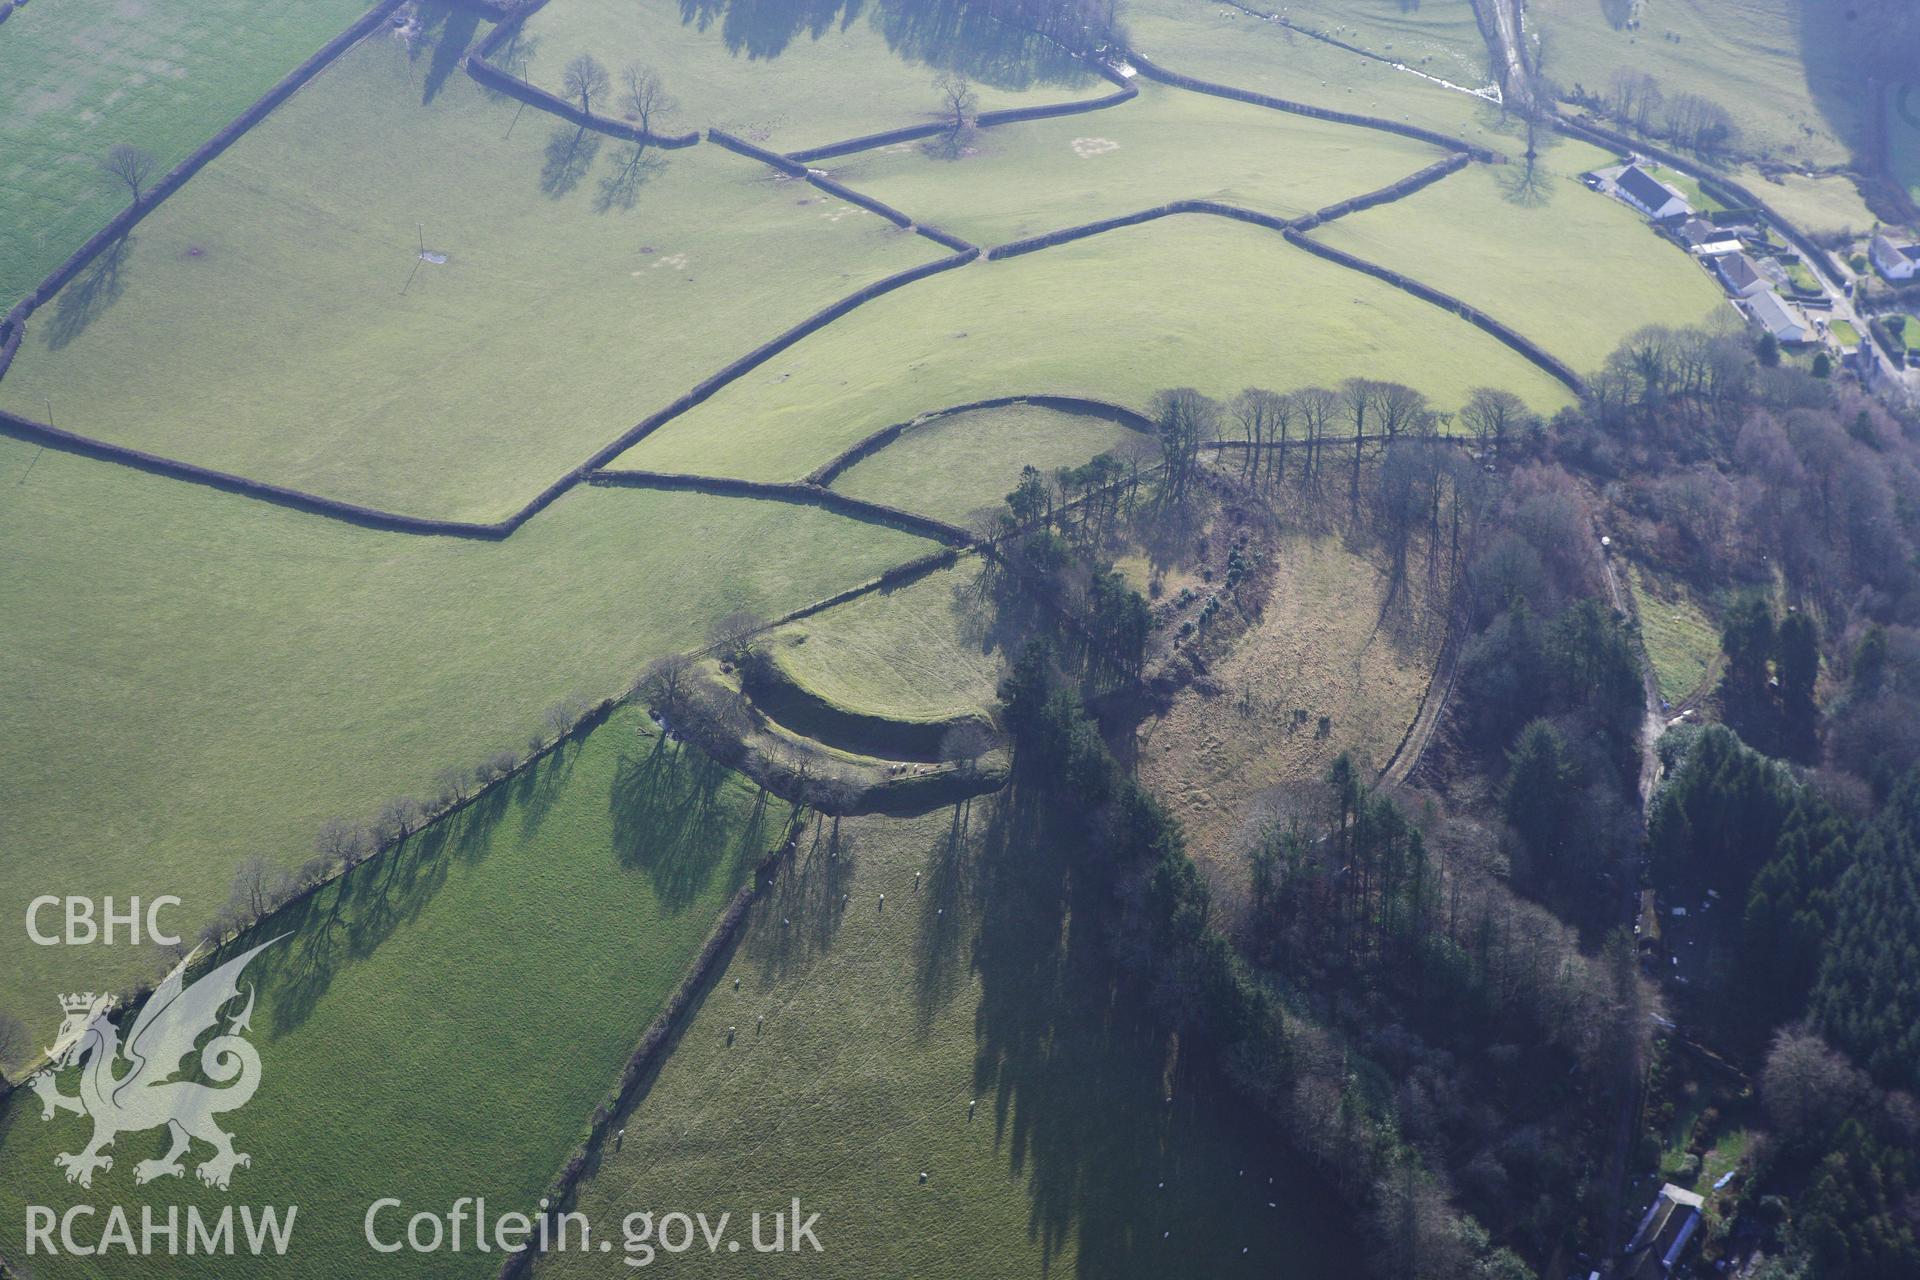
710,129,978,253
1124,49,1501,163
985,199,1298,259
1292,152,1468,230
808,393,1155,485
784,58,1139,163
2,244,979,535
493,823,802,1280
1284,227,1587,393
0,409,511,535
981,150,1470,260
464,57,701,147
585,468,973,545
0,0,410,384
462,0,696,146
1550,113,1847,290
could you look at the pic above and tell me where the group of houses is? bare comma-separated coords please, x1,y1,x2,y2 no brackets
1594,160,1829,348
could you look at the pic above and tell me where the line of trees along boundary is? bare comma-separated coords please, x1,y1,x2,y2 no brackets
0,0,410,384
1284,227,1588,394
1124,49,1502,163
584,468,972,544
464,0,700,146
807,393,1156,485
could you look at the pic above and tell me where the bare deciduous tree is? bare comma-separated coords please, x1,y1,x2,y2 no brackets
933,72,978,157
707,609,767,659
543,693,592,740
639,651,695,719
101,143,156,203
621,63,674,138
316,817,373,869
229,855,285,922
563,53,610,114
940,721,996,776
374,796,425,846
1459,387,1531,461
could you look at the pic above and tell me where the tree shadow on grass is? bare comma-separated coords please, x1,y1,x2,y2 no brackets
610,736,755,913
45,235,135,351
232,780,514,1039
540,125,602,199
958,787,1340,1276
595,145,668,214
745,809,855,984
911,802,978,1032
674,0,1094,90
414,2,481,105
514,737,579,843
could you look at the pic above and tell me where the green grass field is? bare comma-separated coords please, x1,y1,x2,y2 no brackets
1530,0,1860,168
768,560,1003,725
617,215,1574,481
536,806,1343,1280
0,0,378,309
831,401,1144,524
1123,0,1522,159
1731,166,1878,239
1309,146,1729,374
1257,0,1491,86
1629,563,1719,704
828,78,1442,245
1831,318,1861,347
0,707,784,1278
0,36,940,522
513,0,1102,153
0,434,932,1054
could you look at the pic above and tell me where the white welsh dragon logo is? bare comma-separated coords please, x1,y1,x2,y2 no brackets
27,937,283,1190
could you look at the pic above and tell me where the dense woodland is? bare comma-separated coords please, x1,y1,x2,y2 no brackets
976,310,1920,1279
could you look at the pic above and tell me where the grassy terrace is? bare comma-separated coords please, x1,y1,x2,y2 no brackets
0,37,940,522
537,808,1343,1280
0,0,374,307
618,215,1575,482
0,707,781,1278
1309,143,1729,373
512,0,1103,153
0,434,932,1049
767,560,1003,725
830,401,1144,524
829,78,1442,246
